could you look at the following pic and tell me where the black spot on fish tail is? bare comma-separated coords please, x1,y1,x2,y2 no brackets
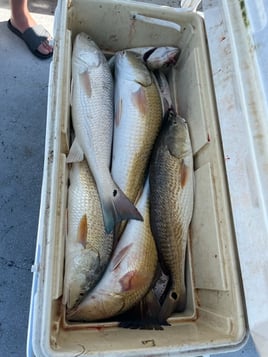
101,185,143,233
159,288,180,323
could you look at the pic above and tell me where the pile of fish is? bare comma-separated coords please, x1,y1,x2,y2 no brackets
63,32,194,328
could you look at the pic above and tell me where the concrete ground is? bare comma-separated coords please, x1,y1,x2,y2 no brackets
0,0,260,356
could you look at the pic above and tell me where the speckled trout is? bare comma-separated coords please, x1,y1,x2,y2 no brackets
149,108,194,322
67,179,158,322
63,160,114,310
67,33,142,233
111,50,162,237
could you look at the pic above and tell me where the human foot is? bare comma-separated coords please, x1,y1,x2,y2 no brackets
9,14,53,57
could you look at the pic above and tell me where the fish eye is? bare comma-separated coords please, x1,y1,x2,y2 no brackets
113,189,118,197
171,292,178,301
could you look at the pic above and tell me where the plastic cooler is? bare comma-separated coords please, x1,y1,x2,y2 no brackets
27,0,268,356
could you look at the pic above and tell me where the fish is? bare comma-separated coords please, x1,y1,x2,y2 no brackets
67,32,142,233
111,50,162,236
108,46,180,74
67,178,158,322
149,108,194,323
63,160,114,310
143,46,180,70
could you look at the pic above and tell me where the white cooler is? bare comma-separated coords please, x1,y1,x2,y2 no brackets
27,0,268,356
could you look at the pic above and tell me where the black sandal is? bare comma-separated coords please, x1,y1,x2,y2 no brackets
7,19,53,60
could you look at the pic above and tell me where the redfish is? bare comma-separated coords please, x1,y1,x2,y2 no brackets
149,109,194,322
67,179,157,322
111,50,162,237
63,161,114,309
67,33,142,233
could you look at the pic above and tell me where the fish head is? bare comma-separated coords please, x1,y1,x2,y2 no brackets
145,47,180,70
66,249,100,308
73,32,103,72
115,50,152,87
68,290,125,321
165,109,192,158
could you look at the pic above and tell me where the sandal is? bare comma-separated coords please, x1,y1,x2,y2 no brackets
7,19,53,60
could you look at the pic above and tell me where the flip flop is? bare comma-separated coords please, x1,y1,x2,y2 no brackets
7,19,53,60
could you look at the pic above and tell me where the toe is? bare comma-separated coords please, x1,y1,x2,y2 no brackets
37,40,53,55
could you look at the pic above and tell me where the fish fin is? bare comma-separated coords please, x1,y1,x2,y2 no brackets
131,87,147,117
152,70,172,114
101,185,143,233
176,288,187,312
118,290,169,330
70,78,73,106
104,294,126,316
66,137,84,163
112,243,133,270
180,159,189,188
159,288,180,323
141,289,170,329
79,70,92,97
119,270,149,292
143,289,161,320
108,55,115,73
114,97,123,127
113,222,125,248
77,214,88,248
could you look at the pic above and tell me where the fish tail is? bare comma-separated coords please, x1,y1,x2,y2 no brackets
159,288,181,323
142,289,170,328
118,290,169,330
100,184,143,234
176,287,187,312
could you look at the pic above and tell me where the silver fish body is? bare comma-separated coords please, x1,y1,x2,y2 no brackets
64,160,114,310
111,50,162,236
68,33,142,233
67,179,158,322
149,109,194,322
